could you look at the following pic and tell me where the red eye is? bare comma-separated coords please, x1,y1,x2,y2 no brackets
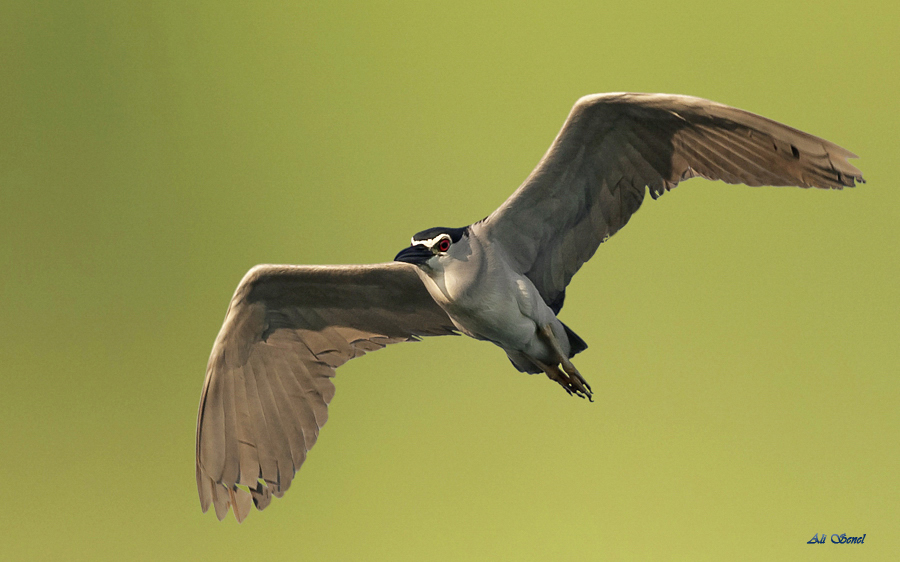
437,238,451,253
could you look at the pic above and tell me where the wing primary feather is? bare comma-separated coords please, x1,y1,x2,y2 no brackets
198,363,226,483
230,364,261,489
249,350,295,494
265,349,310,473
274,347,321,451
197,464,213,513
220,356,241,487
695,125,801,186
250,480,273,510
241,356,279,493
229,487,252,523
673,132,745,184
211,482,228,521
679,128,759,184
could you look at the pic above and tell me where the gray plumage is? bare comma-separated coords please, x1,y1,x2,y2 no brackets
481,93,862,307
196,93,863,521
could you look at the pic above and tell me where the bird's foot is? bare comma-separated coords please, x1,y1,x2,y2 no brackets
534,359,593,401
560,359,592,399
535,324,593,401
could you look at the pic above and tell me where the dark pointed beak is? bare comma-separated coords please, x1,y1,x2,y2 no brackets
394,244,433,265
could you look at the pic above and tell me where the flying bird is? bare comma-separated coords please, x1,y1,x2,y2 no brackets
196,93,863,521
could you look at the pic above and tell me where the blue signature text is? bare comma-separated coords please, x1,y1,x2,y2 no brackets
807,533,865,544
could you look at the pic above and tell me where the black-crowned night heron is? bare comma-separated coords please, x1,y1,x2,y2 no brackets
196,93,863,521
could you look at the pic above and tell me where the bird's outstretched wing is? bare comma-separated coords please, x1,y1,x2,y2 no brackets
196,262,456,521
479,93,864,311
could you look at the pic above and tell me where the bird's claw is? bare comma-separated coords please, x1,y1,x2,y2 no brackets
562,361,593,400
542,361,593,401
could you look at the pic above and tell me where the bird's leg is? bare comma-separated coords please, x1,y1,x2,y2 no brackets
538,324,593,400
533,359,567,394
529,357,594,402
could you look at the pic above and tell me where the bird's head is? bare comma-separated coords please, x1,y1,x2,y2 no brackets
394,226,469,269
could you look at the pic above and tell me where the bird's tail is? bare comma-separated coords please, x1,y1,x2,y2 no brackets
561,321,588,358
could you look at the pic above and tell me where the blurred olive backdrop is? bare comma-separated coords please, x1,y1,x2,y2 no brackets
1,1,897,560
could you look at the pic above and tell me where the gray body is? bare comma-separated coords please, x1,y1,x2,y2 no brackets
412,223,571,372
195,93,864,521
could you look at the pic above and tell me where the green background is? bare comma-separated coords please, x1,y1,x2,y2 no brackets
2,1,896,560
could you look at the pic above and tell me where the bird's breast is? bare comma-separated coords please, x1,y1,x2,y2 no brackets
418,254,553,353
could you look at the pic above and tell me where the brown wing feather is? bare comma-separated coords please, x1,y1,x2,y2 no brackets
480,93,864,308
196,262,456,521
